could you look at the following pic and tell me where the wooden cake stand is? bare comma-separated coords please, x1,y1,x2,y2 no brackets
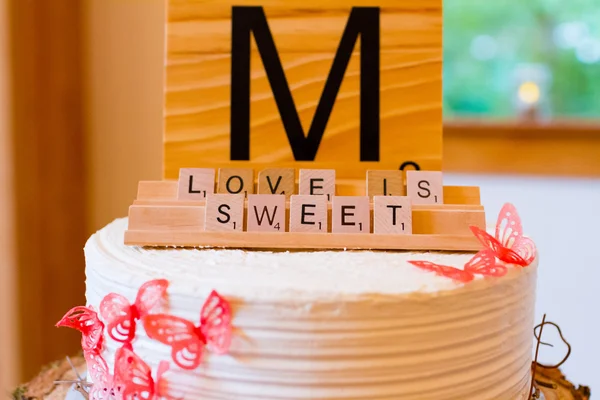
12,357,591,400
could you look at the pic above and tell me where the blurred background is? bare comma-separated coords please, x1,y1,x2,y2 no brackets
1,0,599,394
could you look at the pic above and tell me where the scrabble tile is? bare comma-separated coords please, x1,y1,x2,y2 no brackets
298,169,335,201
247,194,286,232
331,196,370,233
204,194,245,232
290,195,328,233
177,168,215,200
406,170,444,205
217,168,254,196
366,170,404,197
373,196,412,234
257,168,295,198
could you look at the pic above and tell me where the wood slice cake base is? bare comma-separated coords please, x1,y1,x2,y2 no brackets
12,358,591,400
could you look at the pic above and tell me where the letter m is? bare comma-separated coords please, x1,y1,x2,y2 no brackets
230,6,380,161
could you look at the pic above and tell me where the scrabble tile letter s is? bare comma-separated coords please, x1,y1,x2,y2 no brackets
406,171,443,205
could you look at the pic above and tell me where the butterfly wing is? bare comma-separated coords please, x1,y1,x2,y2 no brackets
100,293,135,343
144,314,204,370
408,261,474,283
200,291,232,354
464,250,508,277
495,203,524,249
56,306,104,352
114,345,154,400
512,236,537,266
84,351,118,400
135,279,169,318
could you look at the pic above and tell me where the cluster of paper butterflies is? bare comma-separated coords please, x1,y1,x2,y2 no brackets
409,203,537,283
56,280,232,400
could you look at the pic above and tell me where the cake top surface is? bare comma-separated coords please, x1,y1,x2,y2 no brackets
87,218,529,301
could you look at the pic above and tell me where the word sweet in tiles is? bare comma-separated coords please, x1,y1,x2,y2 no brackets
163,2,443,178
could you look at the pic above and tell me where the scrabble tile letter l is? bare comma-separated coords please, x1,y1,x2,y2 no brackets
178,168,215,200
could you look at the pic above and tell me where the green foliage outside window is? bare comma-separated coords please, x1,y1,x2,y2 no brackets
444,0,600,117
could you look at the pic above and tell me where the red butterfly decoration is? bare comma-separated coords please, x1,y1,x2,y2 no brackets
100,279,169,344
143,290,232,370
470,203,536,267
464,250,508,277
407,260,475,283
85,350,125,400
56,306,104,353
115,345,173,400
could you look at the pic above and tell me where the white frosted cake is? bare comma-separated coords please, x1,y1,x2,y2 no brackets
78,217,537,400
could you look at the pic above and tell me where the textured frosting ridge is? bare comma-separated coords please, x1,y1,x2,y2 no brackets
85,218,537,400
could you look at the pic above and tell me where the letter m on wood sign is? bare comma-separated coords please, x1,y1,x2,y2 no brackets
163,0,442,179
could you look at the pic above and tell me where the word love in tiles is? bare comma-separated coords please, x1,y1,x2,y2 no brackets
205,194,413,234
177,167,444,205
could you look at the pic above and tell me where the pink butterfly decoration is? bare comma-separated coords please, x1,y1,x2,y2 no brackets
469,203,536,267
143,290,232,370
100,279,169,344
407,260,475,283
464,249,508,277
114,345,174,400
85,350,125,400
56,306,104,353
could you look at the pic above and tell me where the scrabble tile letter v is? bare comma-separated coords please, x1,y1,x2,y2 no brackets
163,1,442,179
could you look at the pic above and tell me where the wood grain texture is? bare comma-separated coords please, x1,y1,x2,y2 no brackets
125,230,481,251
164,0,442,179
0,0,18,390
9,0,86,382
444,120,600,177
367,170,404,197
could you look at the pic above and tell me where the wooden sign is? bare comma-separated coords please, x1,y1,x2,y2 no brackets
163,1,442,179
125,167,486,251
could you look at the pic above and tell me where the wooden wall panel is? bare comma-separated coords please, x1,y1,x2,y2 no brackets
9,0,86,382
0,0,18,391
164,1,443,179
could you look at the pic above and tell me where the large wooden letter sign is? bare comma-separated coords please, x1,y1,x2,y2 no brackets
164,0,442,178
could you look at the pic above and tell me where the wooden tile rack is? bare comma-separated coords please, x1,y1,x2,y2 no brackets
124,169,485,252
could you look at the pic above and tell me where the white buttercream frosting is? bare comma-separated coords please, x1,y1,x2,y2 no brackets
85,218,537,399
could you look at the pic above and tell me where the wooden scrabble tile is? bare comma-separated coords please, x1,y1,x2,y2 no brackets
257,168,295,198
331,196,370,233
204,194,244,232
247,194,286,232
217,168,254,196
373,196,412,234
289,195,328,233
298,169,335,201
406,170,443,205
177,168,215,200
366,170,404,197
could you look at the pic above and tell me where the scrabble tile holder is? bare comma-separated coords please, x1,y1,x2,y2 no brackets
124,178,485,252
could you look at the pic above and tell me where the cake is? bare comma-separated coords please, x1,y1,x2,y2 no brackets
71,214,538,400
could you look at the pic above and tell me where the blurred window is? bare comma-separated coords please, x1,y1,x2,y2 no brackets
444,0,600,118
